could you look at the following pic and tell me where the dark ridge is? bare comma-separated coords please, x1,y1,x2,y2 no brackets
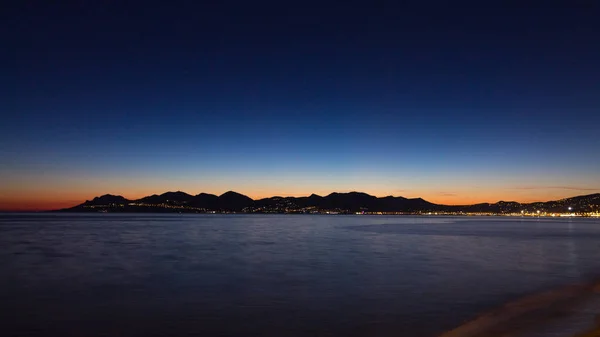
56,192,600,214
84,194,130,206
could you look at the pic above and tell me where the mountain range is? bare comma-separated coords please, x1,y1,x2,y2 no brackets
57,191,600,214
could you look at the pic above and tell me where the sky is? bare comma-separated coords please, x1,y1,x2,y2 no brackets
3,1,600,210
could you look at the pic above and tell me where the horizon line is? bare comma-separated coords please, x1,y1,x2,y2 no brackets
2,189,599,212
74,189,600,206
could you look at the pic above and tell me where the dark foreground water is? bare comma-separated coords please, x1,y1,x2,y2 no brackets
1,214,599,337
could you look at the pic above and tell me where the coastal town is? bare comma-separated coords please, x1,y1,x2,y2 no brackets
73,192,600,217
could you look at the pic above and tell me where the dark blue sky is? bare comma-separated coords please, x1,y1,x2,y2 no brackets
3,1,600,209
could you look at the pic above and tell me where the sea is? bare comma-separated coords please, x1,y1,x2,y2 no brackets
1,214,599,337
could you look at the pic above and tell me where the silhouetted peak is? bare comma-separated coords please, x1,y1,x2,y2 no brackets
195,192,218,198
325,191,376,199
218,191,253,203
84,194,129,206
160,191,192,198
348,191,373,197
134,191,193,204
93,194,125,200
564,193,600,201
220,191,246,198
216,191,253,210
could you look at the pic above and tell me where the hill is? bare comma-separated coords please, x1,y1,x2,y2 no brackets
57,191,600,215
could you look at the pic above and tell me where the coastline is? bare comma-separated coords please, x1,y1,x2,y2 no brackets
574,327,600,337
575,327,600,337
8,211,600,218
439,280,600,337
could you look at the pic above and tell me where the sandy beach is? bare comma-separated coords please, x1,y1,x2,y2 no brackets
439,280,600,337
575,328,600,337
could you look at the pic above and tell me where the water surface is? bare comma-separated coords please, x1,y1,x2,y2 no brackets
1,214,599,336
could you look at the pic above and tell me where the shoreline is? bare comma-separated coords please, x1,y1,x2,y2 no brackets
3,211,600,218
439,280,600,337
575,327,600,337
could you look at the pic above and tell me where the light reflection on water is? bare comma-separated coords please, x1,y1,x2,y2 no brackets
1,214,599,337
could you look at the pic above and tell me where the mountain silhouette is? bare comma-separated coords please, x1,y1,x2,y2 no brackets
59,191,600,214
82,194,130,206
190,193,220,209
137,191,193,205
217,191,254,211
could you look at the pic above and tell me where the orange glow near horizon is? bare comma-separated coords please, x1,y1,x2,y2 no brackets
2,161,599,211
0,199,83,212
1,186,596,211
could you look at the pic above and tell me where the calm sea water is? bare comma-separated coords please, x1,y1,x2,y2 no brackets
1,214,599,337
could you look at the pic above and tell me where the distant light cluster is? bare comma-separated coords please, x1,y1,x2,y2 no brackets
82,200,600,217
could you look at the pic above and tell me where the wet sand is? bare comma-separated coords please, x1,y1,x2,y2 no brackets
574,327,600,337
574,301,600,336
439,280,600,337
